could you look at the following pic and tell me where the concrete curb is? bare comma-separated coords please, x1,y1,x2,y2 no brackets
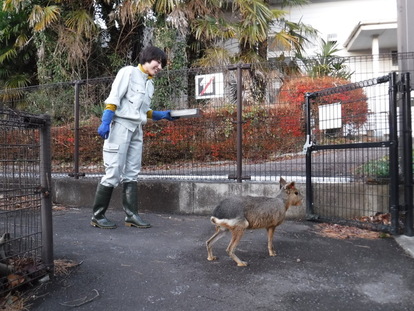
51,178,307,219
394,235,414,258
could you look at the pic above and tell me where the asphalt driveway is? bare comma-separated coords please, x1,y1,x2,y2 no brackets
29,207,414,311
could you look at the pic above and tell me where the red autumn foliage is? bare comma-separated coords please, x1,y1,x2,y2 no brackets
141,104,304,166
48,108,303,168
47,76,368,169
278,76,369,136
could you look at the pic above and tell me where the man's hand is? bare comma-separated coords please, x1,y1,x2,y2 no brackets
151,110,178,121
97,109,115,139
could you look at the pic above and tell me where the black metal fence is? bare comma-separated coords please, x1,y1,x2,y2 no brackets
0,53,413,236
304,72,413,235
1,53,411,182
0,109,53,295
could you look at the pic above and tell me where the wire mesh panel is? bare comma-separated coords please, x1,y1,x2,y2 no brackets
0,109,52,295
1,53,412,182
140,63,308,182
305,75,397,232
310,147,390,214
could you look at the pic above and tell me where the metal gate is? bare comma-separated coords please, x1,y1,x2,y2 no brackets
0,109,53,295
304,72,413,236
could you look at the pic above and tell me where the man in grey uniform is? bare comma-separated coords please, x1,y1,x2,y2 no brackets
91,46,176,229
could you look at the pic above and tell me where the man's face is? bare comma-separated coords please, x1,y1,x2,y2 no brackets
143,60,162,76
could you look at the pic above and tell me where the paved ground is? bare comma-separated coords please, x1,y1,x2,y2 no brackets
28,208,414,311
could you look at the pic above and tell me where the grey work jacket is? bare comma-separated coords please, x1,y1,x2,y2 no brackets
104,66,154,131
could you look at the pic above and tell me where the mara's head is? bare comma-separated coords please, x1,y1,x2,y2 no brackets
279,177,303,207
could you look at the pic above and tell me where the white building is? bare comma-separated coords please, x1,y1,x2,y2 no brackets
269,0,414,138
270,0,397,58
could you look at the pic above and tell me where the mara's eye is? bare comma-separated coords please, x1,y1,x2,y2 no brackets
294,191,299,195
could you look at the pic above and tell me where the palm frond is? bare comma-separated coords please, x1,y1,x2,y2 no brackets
65,9,97,38
192,47,232,67
29,5,61,32
155,0,181,14
238,22,267,46
269,18,318,53
167,9,188,35
4,73,30,88
114,0,148,25
2,0,25,12
238,49,265,64
0,47,18,64
182,0,222,20
192,16,235,41
270,8,288,20
14,34,28,48
236,0,274,27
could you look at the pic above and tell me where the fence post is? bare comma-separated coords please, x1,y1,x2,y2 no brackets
227,64,251,182
388,72,400,235
69,80,85,179
304,92,315,218
401,72,413,236
236,64,243,183
39,114,54,271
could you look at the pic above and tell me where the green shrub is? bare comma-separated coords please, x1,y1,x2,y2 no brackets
356,156,390,179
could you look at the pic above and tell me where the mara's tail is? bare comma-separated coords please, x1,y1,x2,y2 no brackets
210,216,219,225
210,216,249,228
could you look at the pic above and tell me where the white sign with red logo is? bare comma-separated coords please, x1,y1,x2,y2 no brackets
195,73,224,99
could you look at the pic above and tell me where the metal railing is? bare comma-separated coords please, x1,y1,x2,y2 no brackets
0,53,413,183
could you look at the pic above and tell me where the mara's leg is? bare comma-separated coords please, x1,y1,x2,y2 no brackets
267,226,276,256
206,226,227,261
226,228,247,267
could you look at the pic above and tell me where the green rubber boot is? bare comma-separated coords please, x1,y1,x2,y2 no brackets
91,184,117,229
123,182,151,228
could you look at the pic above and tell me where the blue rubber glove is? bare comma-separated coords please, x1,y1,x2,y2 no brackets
152,110,177,121
97,109,115,139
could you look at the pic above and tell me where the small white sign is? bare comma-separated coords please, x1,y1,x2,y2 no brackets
319,102,342,130
195,73,224,99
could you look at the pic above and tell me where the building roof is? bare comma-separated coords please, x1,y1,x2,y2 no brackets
343,21,397,51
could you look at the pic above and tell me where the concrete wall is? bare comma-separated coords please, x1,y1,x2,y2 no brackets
52,178,307,219
52,178,394,220
312,183,389,218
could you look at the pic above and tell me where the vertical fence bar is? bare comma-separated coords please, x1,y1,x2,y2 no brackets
401,72,413,236
388,72,400,234
40,114,54,271
227,64,251,182
304,92,315,217
70,80,81,179
236,65,243,183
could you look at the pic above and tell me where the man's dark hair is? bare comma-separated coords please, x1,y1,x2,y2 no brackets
139,46,167,68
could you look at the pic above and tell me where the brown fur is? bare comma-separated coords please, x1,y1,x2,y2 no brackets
206,178,302,266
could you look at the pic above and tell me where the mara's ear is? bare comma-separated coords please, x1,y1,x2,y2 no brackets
286,182,295,189
279,177,287,189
